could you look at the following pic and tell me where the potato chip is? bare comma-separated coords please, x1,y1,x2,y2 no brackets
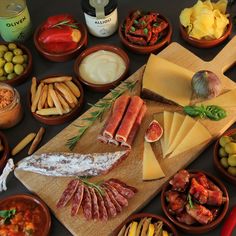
180,8,192,27
213,0,227,14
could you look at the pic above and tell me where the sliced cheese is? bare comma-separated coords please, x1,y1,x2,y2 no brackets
196,89,236,108
147,223,155,236
163,111,174,157
128,222,138,236
143,142,165,180
166,115,196,156
142,54,193,106
168,121,212,158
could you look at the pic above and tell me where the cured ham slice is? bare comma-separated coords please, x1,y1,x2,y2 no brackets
82,187,93,220
56,179,80,208
121,104,147,149
89,188,100,220
96,191,108,221
103,95,130,138
115,96,144,142
71,183,84,216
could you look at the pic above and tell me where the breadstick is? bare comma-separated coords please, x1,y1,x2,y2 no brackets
64,81,81,98
31,77,37,102
38,84,48,110
28,127,45,155
48,86,63,115
55,91,70,111
36,107,70,116
54,82,74,104
11,133,36,156
43,76,72,84
47,84,54,108
31,82,44,112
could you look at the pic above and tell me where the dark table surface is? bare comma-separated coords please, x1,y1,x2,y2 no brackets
1,0,236,235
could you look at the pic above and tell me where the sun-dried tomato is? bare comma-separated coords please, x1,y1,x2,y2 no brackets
126,34,147,46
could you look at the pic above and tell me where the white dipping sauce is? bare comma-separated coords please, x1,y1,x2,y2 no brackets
79,50,126,84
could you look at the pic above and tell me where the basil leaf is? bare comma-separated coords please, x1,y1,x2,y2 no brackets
0,209,16,223
183,106,201,117
143,28,148,35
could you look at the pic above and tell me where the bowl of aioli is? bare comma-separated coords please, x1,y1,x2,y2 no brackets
74,44,129,92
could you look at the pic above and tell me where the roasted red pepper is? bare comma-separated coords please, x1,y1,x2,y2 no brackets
221,206,236,236
41,42,78,53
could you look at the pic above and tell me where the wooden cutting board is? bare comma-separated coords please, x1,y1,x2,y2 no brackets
15,37,236,236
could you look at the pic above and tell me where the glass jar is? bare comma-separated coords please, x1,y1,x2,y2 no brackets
0,83,23,129
81,0,118,37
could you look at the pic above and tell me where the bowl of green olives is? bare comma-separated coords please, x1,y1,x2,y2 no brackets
0,42,32,86
213,128,236,185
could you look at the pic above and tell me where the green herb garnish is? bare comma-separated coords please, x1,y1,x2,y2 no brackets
134,20,139,25
52,20,78,29
143,28,148,35
153,22,159,27
0,209,16,223
187,194,194,208
184,104,226,121
66,80,138,150
130,26,136,32
141,20,146,26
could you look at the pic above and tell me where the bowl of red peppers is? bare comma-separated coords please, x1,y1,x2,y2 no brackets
34,14,88,62
118,10,172,54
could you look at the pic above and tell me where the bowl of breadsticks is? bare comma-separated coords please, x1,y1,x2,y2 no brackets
29,75,84,125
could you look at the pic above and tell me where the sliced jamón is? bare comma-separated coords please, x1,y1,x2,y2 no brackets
71,183,84,216
82,187,93,220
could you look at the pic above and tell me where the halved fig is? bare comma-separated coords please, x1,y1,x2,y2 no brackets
145,120,163,142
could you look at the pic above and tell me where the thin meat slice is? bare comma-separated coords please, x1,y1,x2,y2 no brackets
104,187,122,213
109,178,138,193
121,103,147,149
56,179,80,208
82,187,93,220
89,188,100,220
103,95,131,138
115,96,144,142
103,190,117,218
71,183,84,216
96,191,108,221
97,134,108,144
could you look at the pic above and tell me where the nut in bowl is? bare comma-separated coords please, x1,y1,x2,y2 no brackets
0,42,32,85
0,131,9,173
161,170,229,234
118,10,172,54
29,75,84,125
74,44,129,92
34,14,88,62
213,128,236,185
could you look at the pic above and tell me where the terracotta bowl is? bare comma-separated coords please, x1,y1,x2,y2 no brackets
118,12,172,54
161,170,229,234
179,18,232,48
0,42,32,86
74,44,130,92
0,194,51,236
34,22,88,62
213,128,236,185
0,131,9,173
29,75,84,125
115,213,179,236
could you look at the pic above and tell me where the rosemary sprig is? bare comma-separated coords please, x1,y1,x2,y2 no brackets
66,80,137,150
187,193,194,209
52,20,79,29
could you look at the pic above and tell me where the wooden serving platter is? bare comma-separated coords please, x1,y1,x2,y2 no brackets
15,37,236,236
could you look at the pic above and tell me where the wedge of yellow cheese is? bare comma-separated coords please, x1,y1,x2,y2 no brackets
128,221,138,236
143,142,165,180
163,111,174,157
142,54,193,106
168,121,212,158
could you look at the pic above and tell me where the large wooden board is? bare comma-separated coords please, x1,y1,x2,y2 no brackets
15,37,236,236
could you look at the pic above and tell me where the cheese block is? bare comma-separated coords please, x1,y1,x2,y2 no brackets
142,54,194,106
163,111,173,157
143,142,165,180
166,115,196,156
168,121,212,158
196,89,236,108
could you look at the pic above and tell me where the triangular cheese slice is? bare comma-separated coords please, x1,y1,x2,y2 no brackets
166,115,196,156
143,142,165,180
163,111,174,157
168,121,212,158
142,54,193,106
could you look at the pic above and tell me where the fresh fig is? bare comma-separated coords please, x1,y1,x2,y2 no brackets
145,120,163,142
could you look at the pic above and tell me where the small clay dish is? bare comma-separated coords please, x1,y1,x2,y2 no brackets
34,22,88,62
0,42,32,86
0,131,9,173
115,213,179,236
179,18,232,48
0,194,51,236
213,128,236,185
29,75,84,125
118,11,172,54
74,44,129,92
161,170,229,234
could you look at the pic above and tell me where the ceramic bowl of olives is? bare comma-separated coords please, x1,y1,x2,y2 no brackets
213,128,236,185
0,42,32,86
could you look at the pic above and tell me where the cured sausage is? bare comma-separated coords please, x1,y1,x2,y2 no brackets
89,188,100,220
82,187,93,220
71,183,84,216
96,191,108,221
103,190,117,218
109,178,138,193
104,187,122,213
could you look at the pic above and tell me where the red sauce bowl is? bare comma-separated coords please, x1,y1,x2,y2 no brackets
0,131,9,173
161,170,229,234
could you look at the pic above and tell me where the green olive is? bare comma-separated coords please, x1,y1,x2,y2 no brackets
0,51,4,58
8,43,17,50
14,64,24,75
4,62,14,74
22,54,28,62
0,58,5,68
12,55,24,64
224,142,236,154
227,166,236,176
13,48,23,56
4,51,13,62
22,63,28,69
0,45,8,52
0,76,7,81
228,154,236,167
0,68,4,77
219,147,227,157
220,157,229,168
7,73,17,80
219,136,232,147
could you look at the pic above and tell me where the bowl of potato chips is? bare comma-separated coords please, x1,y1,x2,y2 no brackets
179,0,232,48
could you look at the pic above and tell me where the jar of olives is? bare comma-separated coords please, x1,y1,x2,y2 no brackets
0,82,23,129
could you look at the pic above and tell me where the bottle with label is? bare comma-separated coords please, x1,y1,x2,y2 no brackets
81,0,118,37
0,0,31,42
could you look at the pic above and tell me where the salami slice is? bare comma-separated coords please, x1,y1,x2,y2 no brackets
89,188,100,220
109,178,138,193
56,179,80,208
96,191,108,221
104,187,122,213
103,190,117,218
71,183,84,216
82,187,93,220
